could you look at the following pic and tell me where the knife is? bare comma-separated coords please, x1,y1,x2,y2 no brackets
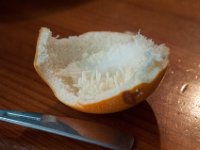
0,110,134,150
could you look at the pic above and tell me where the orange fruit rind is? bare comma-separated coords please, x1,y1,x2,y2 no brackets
34,27,169,114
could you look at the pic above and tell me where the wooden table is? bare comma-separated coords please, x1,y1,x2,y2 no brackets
0,0,200,149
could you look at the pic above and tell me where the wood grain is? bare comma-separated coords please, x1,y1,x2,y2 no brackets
0,0,200,149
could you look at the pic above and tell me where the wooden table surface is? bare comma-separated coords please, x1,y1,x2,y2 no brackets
0,0,200,150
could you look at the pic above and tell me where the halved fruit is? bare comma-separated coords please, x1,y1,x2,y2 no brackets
34,27,169,114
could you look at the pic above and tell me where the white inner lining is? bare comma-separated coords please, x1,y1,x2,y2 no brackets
44,32,169,102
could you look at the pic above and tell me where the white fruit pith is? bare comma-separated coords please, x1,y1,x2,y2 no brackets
35,27,169,106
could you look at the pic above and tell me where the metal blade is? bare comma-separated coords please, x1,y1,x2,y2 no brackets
0,110,134,150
